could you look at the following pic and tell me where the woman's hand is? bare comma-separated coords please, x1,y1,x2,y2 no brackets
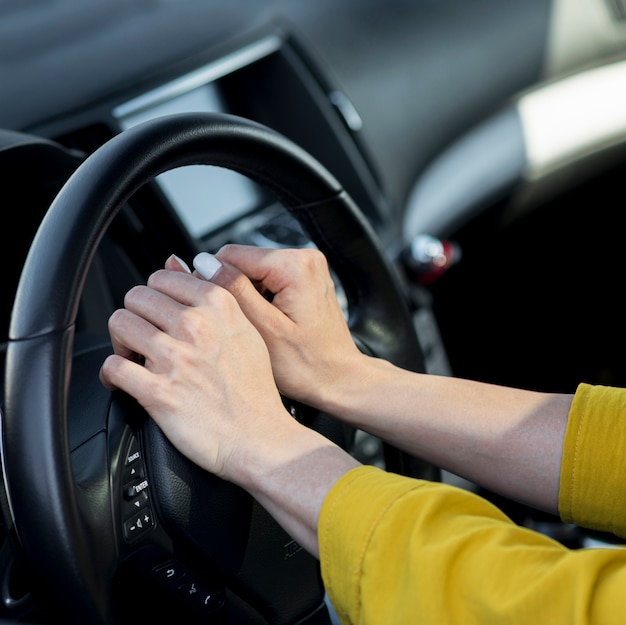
99,259,292,486
202,245,368,407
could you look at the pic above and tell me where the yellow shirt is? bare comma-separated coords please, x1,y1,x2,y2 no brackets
319,383,626,624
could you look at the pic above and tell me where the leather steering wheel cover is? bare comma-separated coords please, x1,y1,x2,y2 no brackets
3,112,425,623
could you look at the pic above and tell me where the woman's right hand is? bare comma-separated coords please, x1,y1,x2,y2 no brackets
199,245,369,408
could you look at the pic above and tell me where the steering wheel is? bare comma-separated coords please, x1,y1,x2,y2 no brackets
3,112,433,624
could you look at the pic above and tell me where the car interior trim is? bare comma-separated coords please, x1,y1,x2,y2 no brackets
517,56,626,179
402,106,526,241
112,35,282,121
545,0,626,76
402,54,626,241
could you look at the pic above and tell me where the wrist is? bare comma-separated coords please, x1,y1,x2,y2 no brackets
238,418,348,493
317,353,399,424
236,418,361,556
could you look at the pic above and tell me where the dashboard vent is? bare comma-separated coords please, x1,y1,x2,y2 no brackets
607,0,626,20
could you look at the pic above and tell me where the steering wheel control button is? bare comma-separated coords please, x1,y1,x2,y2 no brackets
125,435,141,464
121,433,154,542
124,489,148,511
153,561,187,584
123,507,154,541
152,560,225,614
123,477,149,500
178,579,224,613
122,462,145,485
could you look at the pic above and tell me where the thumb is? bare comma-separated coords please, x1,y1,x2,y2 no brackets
193,252,282,334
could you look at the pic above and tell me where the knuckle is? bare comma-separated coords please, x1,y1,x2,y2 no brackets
107,307,128,330
293,247,328,274
302,247,326,265
216,243,237,257
146,269,168,288
123,284,146,306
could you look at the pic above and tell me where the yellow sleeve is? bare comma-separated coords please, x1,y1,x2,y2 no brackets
320,465,626,625
559,383,626,538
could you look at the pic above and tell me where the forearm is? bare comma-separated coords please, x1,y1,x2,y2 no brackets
319,355,572,513
236,421,360,557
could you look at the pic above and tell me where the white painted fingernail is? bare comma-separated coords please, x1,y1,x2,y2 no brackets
172,254,192,273
193,252,223,280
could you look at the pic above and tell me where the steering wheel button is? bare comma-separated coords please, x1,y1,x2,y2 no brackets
123,477,149,500
123,489,148,513
122,461,145,484
153,560,188,584
123,507,154,541
178,579,224,612
124,435,141,465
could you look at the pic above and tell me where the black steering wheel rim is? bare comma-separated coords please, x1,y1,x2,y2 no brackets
3,112,428,624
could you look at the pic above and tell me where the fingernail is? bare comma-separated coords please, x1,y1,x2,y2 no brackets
193,252,223,280
172,254,192,273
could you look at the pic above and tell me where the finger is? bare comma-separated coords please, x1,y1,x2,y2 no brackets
194,252,291,337
144,268,221,311
107,307,144,357
122,283,190,333
99,352,156,398
130,270,258,351
216,245,340,325
214,244,275,277
193,252,223,280
165,254,192,274
107,306,172,366
216,245,334,301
